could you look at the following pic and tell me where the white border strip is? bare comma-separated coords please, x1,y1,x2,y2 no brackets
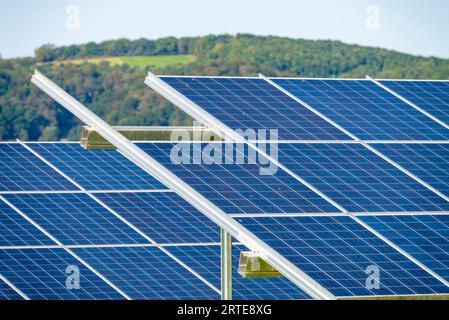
159,75,447,82
230,211,449,218
0,189,173,195
32,70,334,300
0,242,226,250
0,274,30,300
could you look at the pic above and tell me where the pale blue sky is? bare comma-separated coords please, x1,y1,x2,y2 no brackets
1,0,448,58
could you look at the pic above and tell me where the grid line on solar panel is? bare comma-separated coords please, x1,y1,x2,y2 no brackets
238,216,449,297
0,275,26,300
379,80,449,126
138,142,340,214
277,143,449,213
0,248,125,300
73,246,219,300
361,215,449,282
166,244,310,299
370,143,449,198
3,193,149,246
0,144,78,192
94,192,219,244
0,198,54,247
28,143,166,191
272,78,449,140
160,76,351,141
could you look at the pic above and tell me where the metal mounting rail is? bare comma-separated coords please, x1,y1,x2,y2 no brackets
31,70,335,300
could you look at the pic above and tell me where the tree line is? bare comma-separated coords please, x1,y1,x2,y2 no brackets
1,34,448,141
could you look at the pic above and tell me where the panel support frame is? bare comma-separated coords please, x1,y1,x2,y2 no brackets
220,228,233,300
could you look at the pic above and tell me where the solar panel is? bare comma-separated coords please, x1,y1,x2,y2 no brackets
238,216,449,297
361,215,449,281
73,246,219,300
3,193,148,245
139,142,340,214
0,199,53,246
29,143,166,191
0,144,77,192
380,80,449,125
272,79,449,140
0,277,25,300
277,143,449,212
167,244,310,299
160,77,351,140
371,143,449,198
0,248,125,299
95,192,219,243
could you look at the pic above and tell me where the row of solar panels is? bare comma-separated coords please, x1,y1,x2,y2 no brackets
158,77,449,141
1,138,449,299
2,74,449,300
3,142,449,214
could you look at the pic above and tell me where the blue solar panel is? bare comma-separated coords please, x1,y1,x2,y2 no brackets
0,277,24,300
167,244,310,299
3,193,148,245
95,192,219,243
0,248,124,299
361,215,449,282
380,80,449,125
139,142,339,214
0,144,77,191
160,77,350,141
0,199,54,246
29,143,166,191
277,143,449,213
238,216,449,297
371,143,449,199
273,79,449,140
73,246,219,300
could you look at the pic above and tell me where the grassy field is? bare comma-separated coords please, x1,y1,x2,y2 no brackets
50,55,196,68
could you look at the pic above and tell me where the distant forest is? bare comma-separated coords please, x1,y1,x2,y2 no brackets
1,34,449,141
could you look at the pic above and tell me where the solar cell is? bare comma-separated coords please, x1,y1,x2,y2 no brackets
95,192,219,243
370,143,449,198
160,77,350,141
29,143,166,191
0,248,124,300
0,199,54,246
272,79,449,140
0,144,77,192
0,277,24,300
167,244,310,299
238,216,449,297
277,143,449,212
73,246,219,300
3,193,148,245
361,215,449,281
380,80,449,125
138,142,340,214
